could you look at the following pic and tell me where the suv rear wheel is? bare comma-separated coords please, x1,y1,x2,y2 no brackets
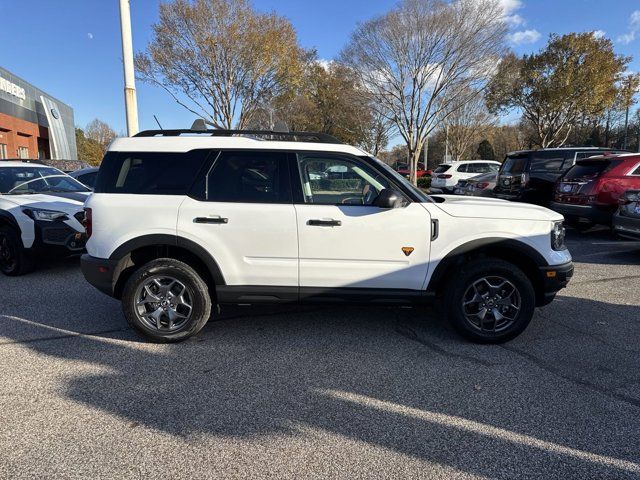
122,258,212,342
444,258,535,343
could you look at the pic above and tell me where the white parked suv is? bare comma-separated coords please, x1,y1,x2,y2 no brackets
81,129,573,343
0,161,90,275
430,160,501,194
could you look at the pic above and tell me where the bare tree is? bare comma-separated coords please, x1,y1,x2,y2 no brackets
439,89,495,160
136,0,304,129
85,119,117,153
342,0,507,184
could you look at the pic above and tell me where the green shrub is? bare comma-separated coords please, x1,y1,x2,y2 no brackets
417,176,431,189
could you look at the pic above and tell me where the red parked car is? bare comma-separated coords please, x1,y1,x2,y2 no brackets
550,153,640,229
395,162,432,178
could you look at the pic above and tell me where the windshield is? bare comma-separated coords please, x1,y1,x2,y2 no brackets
0,166,90,194
366,157,431,202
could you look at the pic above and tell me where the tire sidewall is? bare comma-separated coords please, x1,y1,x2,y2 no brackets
445,259,536,343
0,226,27,276
122,259,212,342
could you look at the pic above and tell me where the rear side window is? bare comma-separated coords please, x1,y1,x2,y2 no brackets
466,163,498,174
78,172,98,188
564,160,622,180
198,150,291,203
95,150,210,194
434,165,451,173
501,154,528,174
530,151,566,171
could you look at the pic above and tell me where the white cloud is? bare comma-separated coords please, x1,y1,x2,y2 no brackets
617,10,640,44
508,29,541,44
495,0,526,26
592,30,606,39
87,33,94,40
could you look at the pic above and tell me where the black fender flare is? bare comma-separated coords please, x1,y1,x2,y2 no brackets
109,234,226,285
427,237,547,292
0,211,21,234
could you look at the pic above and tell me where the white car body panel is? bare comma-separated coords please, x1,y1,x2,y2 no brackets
177,198,298,286
85,194,185,259
295,202,431,289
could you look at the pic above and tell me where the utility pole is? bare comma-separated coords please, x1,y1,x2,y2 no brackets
444,125,449,161
119,0,139,136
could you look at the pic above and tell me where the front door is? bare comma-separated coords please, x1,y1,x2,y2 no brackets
294,153,431,291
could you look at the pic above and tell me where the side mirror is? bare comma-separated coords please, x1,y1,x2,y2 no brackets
373,188,404,209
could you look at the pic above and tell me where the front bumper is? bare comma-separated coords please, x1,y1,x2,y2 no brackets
612,212,640,239
81,254,120,297
538,261,574,306
28,220,87,255
549,202,614,226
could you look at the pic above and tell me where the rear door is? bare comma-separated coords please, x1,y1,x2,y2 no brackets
177,150,298,288
293,152,431,291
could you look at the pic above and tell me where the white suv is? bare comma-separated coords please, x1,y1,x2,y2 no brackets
430,160,501,193
81,129,573,343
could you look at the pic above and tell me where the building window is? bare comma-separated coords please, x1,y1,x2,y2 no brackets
17,146,29,159
0,144,7,160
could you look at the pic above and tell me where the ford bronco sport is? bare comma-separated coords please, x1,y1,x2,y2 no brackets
81,129,573,343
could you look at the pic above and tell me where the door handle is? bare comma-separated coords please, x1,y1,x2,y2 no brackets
194,217,228,224
308,219,342,227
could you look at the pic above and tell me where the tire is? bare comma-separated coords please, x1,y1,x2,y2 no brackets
0,226,33,276
443,258,536,344
121,258,212,343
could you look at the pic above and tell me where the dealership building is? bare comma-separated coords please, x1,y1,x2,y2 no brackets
0,66,77,161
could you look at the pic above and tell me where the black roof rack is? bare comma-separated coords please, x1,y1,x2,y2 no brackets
133,129,343,144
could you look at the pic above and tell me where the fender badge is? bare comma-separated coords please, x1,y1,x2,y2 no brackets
401,247,414,257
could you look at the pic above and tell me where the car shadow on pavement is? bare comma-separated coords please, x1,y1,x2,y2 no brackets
1,275,639,479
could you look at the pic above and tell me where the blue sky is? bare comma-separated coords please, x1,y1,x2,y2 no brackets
1,0,639,134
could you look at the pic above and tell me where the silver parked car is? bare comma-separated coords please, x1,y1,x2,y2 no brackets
613,190,640,240
464,171,498,197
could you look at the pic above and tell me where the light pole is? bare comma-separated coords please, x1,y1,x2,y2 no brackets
119,0,139,136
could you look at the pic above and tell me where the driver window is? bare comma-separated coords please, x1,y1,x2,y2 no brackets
297,155,390,205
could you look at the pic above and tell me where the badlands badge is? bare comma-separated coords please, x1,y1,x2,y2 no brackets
401,247,414,257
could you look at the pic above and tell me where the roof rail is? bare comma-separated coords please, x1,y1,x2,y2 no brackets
133,129,343,144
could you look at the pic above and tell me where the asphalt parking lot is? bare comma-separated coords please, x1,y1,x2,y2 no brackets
1,229,639,479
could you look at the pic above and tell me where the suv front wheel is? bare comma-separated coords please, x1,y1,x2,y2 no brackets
444,259,536,343
122,258,212,342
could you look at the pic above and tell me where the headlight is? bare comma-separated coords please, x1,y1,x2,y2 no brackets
551,221,566,251
22,208,69,222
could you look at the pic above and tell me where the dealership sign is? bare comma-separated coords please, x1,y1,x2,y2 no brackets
0,76,26,100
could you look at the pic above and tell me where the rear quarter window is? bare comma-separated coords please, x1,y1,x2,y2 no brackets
95,150,211,194
530,151,566,171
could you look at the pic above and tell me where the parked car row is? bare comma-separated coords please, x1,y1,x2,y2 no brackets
433,148,640,237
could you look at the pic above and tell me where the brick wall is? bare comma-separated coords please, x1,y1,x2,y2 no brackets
0,111,41,159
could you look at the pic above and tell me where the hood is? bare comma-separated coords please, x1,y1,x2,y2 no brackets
1,192,89,216
431,195,563,222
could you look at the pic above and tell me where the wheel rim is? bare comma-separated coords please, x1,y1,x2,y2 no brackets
134,275,193,332
0,235,16,271
461,276,521,333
